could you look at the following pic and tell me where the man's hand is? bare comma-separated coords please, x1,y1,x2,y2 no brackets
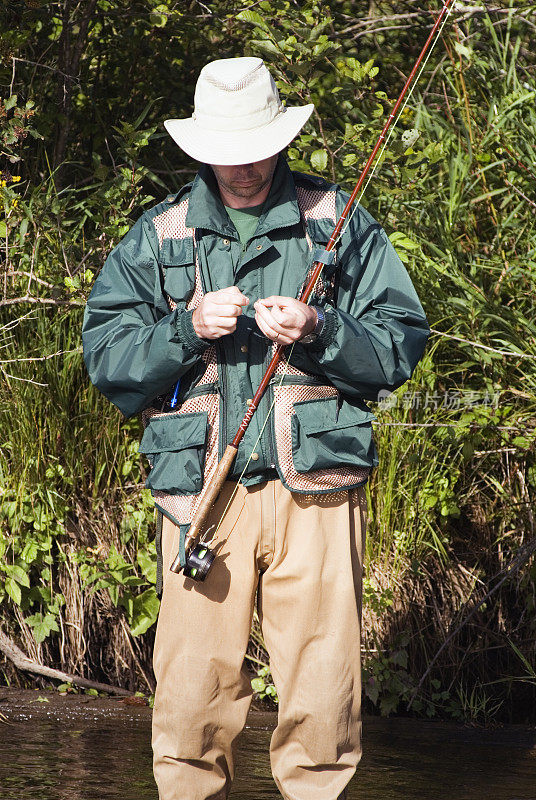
254,296,317,345
192,286,249,339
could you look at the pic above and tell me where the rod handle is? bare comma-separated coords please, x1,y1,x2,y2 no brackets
169,444,238,573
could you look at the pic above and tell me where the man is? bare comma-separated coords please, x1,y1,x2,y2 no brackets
82,57,430,800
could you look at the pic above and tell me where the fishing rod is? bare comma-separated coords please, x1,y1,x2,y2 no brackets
170,0,455,581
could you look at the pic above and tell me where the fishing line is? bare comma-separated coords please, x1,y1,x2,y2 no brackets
202,342,297,547
334,0,454,245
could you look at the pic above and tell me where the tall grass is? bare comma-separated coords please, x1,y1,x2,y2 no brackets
358,18,536,721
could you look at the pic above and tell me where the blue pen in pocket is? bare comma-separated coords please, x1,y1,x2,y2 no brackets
170,379,181,409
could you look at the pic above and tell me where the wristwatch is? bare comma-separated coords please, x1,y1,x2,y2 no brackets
299,306,325,344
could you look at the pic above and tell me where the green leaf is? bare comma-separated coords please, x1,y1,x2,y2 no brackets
6,564,30,587
389,231,420,252
149,4,169,27
390,649,408,668
249,38,280,57
18,216,29,245
309,17,332,41
21,541,39,563
6,578,21,605
26,612,59,644
310,149,328,171
380,693,400,716
513,436,532,449
129,588,160,636
57,683,75,693
251,677,266,693
236,9,269,30
137,549,156,584
4,95,17,111
365,676,379,706
454,42,472,60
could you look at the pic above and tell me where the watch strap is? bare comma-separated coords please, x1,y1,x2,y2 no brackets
299,306,325,344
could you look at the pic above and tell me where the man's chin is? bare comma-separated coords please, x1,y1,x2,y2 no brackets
229,182,262,197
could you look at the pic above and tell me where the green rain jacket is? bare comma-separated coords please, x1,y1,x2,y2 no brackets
82,155,430,494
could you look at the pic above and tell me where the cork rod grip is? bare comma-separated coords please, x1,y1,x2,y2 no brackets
169,444,238,573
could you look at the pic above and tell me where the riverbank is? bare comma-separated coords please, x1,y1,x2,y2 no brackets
2,686,536,743
1,687,535,800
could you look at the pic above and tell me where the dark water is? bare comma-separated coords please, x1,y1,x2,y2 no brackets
0,694,535,800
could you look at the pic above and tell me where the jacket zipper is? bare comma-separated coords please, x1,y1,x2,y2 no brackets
216,342,228,462
195,230,229,464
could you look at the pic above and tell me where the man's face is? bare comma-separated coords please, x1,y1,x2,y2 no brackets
210,155,278,202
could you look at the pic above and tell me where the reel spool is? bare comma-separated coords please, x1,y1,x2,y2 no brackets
183,543,216,582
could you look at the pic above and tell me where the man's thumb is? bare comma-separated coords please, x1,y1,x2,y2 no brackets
230,286,249,305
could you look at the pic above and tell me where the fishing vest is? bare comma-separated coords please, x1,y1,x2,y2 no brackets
141,183,371,527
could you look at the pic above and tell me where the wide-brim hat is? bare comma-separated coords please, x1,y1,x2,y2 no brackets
165,57,314,165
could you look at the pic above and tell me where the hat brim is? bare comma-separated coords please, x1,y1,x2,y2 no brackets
164,104,314,165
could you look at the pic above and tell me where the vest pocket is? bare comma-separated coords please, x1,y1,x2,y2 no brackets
160,238,196,306
291,396,376,473
139,411,208,495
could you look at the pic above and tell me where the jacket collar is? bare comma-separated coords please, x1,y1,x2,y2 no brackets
184,154,302,237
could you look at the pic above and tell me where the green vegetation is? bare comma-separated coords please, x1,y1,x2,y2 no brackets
1,1,535,723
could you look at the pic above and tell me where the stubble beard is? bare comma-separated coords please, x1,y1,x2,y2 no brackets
218,172,270,200
212,158,278,203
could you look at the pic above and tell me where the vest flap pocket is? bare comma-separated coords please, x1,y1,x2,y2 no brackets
293,396,375,435
160,237,194,267
139,412,208,454
291,396,375,474
160,239,196,305
140,412,208,495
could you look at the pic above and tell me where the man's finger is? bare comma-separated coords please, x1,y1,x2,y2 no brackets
213,288,249,306
257,295,295,309
255,313,293,344
255,308,295,343
205,318,238,338
208,303,243,317
270,303,295,327
255,302,290,336
255,311,280,338
218,286,249,304
256,301,297,332
212,315,239,329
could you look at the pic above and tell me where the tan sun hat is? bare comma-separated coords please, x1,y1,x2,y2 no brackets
164,57,314,166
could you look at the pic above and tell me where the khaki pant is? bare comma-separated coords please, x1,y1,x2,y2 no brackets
152,480,368,800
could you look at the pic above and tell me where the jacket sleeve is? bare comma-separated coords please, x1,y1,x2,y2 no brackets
292,204,431,402
82,214,209,417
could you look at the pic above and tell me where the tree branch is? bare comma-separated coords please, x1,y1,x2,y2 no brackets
0,297,84,307
0,627,132,697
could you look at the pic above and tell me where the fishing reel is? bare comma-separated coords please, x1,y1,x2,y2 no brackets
182,542,216,582
169,523,218,581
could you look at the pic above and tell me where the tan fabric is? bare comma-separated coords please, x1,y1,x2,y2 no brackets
152,480,368,800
